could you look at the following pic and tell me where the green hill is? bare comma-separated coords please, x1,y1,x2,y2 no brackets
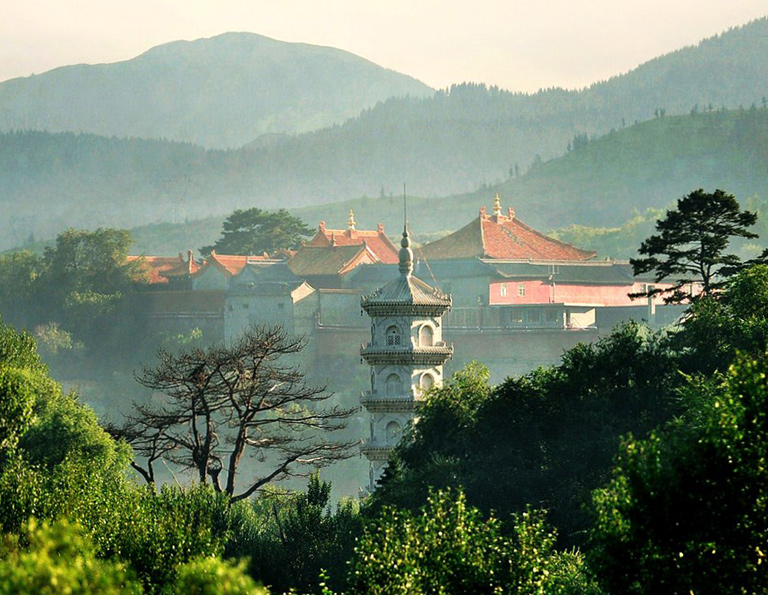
491,105,768,230
0,32,432,149
115,107,768,258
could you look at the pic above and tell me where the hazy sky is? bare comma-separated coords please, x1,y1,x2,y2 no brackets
1,1,767,92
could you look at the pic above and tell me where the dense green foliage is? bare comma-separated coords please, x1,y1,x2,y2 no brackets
0,319,253,593
0,519,142,595
372,324,682,546
169,557,267,595
233,474,360,594
0,227,160,381
351,488,600,595
590,353,768,594
631,188,757,301
201,208,313,256
673,264,768,375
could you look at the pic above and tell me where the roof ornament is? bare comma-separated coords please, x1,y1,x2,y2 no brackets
348,209,356,231
399,185,414,277
493,192,502,218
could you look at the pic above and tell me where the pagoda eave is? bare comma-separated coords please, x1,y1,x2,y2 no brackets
361,303,451,318
360,394,422,413
360,345,453,366
360,443,393,461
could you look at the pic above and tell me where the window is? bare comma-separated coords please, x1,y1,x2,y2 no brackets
527,308,541,323
518,283,526,297
500,283,508,297
545,309,559,322
386,373,402,396
386,421,402,444
386,326,401,346
419,325,434,347
420,373,435,389
508,308,523,323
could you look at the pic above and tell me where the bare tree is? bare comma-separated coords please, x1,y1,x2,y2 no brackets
119,325,356,502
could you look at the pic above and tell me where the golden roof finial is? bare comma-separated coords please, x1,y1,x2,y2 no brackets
493,193,502,218
348,209,356,231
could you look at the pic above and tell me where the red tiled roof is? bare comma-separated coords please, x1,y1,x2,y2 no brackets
201,251,252,277
127,251,200,284
419,198,596,262
306,220,399,264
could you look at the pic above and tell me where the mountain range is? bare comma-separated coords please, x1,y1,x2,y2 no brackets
2,17,768,251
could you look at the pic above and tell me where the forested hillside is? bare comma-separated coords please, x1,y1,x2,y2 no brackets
105,106,768,257
0,32,433,148
3,18,768,252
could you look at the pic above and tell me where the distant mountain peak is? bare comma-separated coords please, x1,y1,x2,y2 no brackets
0,33,433,148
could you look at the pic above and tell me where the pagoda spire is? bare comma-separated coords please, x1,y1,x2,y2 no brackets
348,209,356,231
399,189,413,277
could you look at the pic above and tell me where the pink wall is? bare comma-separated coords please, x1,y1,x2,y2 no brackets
489,280,664,307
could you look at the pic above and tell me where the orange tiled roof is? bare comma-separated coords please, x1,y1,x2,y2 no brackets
288,244,379,277
190,251,281,279
306,219,399,264
419,196,596,262
127,251,200,284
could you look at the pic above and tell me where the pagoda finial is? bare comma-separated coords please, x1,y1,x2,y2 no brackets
399,227,413,277
348,209,356,231
399,184,413,277
493,192,502,218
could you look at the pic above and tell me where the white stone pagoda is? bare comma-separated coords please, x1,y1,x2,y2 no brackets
360,224,452,490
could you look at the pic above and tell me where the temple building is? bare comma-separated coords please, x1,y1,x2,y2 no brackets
359,223,452,490
304,210,399,264
416,193,674,337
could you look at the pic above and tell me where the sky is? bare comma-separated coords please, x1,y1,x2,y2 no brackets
1,1,767,92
